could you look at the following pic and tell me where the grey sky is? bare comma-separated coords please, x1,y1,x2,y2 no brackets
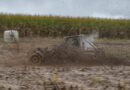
0,0,130,19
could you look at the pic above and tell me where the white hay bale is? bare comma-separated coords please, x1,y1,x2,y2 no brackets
4,30,19,43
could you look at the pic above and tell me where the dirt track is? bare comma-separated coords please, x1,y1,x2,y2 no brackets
0,66,130,90
0,38,130,90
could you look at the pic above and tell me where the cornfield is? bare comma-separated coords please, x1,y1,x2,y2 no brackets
0,14,130,38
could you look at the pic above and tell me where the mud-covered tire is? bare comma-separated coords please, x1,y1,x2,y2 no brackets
29,54,43,65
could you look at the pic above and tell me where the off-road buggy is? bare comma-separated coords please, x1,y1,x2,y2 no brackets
28,35,105,65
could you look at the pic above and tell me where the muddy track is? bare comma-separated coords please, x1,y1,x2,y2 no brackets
0,38,130,66
0,38,130,90
0,66,130,90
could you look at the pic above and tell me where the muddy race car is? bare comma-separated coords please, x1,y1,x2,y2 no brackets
28,35,105,65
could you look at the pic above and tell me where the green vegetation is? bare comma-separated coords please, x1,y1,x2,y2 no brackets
0,14,130,38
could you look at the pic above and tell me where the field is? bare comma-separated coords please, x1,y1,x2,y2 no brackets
0,14,130,90
0,14,130,39
0,37,130,90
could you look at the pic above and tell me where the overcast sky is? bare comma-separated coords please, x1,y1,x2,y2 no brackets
0,0,130,19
